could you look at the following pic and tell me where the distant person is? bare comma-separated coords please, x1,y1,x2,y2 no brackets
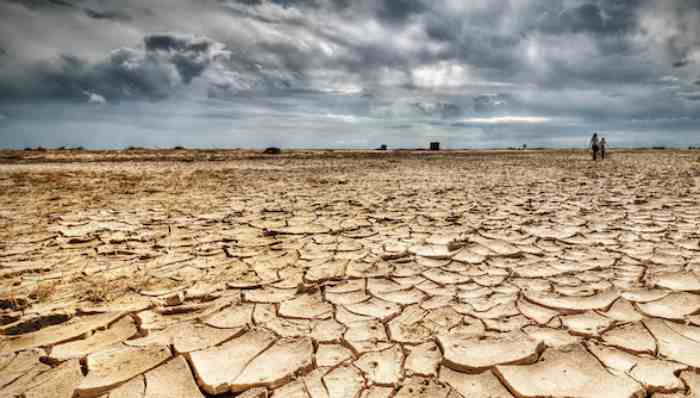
600,137,607,160
590,133,600,161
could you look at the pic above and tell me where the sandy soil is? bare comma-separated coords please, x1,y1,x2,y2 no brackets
1,149,699,397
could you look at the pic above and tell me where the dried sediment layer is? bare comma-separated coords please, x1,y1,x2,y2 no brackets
1,150,700,397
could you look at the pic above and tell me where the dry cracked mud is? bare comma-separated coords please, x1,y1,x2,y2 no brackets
1,148,700,397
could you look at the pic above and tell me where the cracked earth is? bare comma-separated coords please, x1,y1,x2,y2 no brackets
1,149,700,398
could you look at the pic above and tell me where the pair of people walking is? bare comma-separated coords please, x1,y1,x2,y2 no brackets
590,133,607,161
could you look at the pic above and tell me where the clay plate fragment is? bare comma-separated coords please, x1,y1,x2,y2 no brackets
495,344,644,398
438,332,543,372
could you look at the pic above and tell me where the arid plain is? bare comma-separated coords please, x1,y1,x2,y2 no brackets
1,149,700,397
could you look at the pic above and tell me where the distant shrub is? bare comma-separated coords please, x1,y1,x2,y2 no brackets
173,146,185,150
34,146,47,152
652,146,667,150
263,147,281,154
75,146,85,151
1,152,22,160
125,146,144,151
377,144,387,151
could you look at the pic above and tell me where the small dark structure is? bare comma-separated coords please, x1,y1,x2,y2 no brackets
263,147,281,154
429,142,440,151
377,144,387,151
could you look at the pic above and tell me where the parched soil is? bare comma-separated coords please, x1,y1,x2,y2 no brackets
1,149,700,397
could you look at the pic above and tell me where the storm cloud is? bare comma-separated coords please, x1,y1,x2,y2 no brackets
0,0,699,148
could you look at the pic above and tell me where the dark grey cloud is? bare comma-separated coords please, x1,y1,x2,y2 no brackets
8,0,143,21
376,0,426,23
411,102,460,118
0,32,231,101
473,94,513,113
144,34,223,83
7,0,76,9
0,0,699,148
83,7,132,21
678,92,700,101
535,1,640,35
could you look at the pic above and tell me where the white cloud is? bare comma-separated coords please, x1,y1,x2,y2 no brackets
323,113,360,123
660,75,680,83
84,91,107,104
459,116,551,124
319,85,363,95
412,62,469,88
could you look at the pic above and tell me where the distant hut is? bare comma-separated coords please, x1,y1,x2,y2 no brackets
430,142,440,151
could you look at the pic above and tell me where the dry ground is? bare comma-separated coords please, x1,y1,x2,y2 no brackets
1,149,700,397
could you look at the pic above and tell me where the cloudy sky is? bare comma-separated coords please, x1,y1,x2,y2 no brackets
0,0,699,149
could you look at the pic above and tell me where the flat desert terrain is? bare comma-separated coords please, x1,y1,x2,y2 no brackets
1,149,700,397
